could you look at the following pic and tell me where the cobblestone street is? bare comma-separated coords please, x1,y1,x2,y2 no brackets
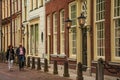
0,63,72,80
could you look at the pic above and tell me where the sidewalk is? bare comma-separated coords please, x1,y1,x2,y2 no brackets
46,64,95,80
46,64,119,80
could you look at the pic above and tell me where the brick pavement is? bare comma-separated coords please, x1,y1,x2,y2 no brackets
0,63,72,80
48,64,96,80
0,62,118,80
47,64,119,80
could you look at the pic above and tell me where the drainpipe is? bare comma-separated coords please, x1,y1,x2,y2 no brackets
0,0,2,52
10,0,12,45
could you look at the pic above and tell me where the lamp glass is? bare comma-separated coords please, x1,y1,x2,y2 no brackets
65,17,72,28
78,13,86,28
67,22,72,28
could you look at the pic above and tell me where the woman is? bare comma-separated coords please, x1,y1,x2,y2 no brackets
6,45,15,71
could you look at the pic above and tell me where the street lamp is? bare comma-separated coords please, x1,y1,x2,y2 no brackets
65,17,72,29
77,13,87,70
78,13,86,28
65,17,72,59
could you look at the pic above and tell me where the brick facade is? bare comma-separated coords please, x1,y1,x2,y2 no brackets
91,0,120,77
104,0,111,61
45,0,75,63
1,0,22,51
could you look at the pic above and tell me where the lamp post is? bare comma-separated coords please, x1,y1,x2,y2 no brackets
78,13,87,68
65,17,72,59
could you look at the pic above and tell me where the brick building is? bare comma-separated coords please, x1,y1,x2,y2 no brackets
91,0,120,76
1,0,22,51
45,0,76,65
45,0,120,77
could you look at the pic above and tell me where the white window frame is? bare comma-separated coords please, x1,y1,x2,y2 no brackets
94,0,105,59
47,15,50,35
60,9,65,54
69,2,77,27
53,12,57,54
30,24,39,56
96,21,105,57
69,1,77,58
113,0,120,58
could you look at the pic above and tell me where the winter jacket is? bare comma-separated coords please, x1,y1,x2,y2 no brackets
6,48,15,60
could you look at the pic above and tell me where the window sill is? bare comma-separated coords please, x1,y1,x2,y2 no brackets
58,54,66,58
50,54,58,57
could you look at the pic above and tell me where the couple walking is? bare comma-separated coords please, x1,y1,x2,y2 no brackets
6,43,26,71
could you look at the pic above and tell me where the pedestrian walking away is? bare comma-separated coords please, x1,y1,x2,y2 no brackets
6,45,15,71
16,43,26,71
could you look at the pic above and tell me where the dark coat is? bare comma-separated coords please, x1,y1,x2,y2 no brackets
6,48,15,60
16,47,26,56
16,47,26,62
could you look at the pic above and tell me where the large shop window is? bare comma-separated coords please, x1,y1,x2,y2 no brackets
96,0,105,57
30,24,39,55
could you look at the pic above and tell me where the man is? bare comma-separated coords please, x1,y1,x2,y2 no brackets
16,43,26,71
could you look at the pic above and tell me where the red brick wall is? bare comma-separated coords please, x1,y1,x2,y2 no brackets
91,0,94,62
105,0,111,62
91,0,111,63
45,0,75,58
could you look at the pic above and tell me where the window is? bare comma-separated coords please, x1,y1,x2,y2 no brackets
47,15,50,35
30,25,34,55
114,0,120,17
114,0,120,57
24,0,27,21
33,0,38,9
35,24,39,55
2,0,5,19
30,0,33,10
70,2,77,55
70,3,77,26
96,0,105,57
96,22,105,56
72,28,76,54
14,0,17,13
60,10,65,54
8,0,10,17
30,24,39,55
96,0,105,21
5,0,7,17
115,19,120,57
53,13,57,54
36,0,38,8
39,0,43,7
18,0,21,11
